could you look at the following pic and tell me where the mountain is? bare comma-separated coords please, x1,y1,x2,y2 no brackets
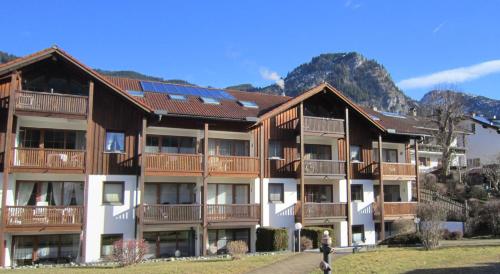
0,51,18,64
256,53,416,113
420,90,500,117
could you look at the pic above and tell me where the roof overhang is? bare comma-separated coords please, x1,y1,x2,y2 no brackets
0,46,153,113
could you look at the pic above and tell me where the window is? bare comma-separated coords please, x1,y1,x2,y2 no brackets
101,234,123,258
238,100,258,108
200,97,220,105
15,181,84,206
18,128,40,148
350,145,362,162
305,144,332,160
305,185,332,203
103,182,124,205
208,139,249,156
419,157,430,167
207,184,249,204
382,148,398,163
268,183,284,203
144,183,196,204
105,131,125,153
268,140,282,159
351,184,364,202
208,229,250,254
146,135,197,154
169,94,186,101
352,225,365,243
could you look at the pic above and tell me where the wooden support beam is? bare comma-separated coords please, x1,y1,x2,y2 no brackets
414,138,420,202
137,117,147,241
345,107,352,246
299,102,305,225
259,127,265,226
81,80,94,263
378,134,385,241
202,123,209,255
0,72,19,267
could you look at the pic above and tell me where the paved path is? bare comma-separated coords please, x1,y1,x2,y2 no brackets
246,249,351,274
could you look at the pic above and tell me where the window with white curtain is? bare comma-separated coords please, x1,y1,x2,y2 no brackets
16,182,83,206
268,183,284,203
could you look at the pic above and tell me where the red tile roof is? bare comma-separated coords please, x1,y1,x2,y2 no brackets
104,76,291,120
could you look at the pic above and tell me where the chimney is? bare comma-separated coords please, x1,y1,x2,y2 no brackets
409,107,417,117
372,106,378,112
493,115,497,120
471,112,476,117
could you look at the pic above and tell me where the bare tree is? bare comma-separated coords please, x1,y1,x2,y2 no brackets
417,203,446,250
423,89,466,191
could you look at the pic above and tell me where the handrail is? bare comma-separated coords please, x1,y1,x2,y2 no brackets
208,155,259,174
11,147,86,170
145,153,203,173
15,90,88,115
206,204,260,221
5,206,84,226
142,204,201,223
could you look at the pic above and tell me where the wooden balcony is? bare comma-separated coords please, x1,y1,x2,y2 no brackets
304,159,346,177
5,206,84,232
206,204,260,224
295,202,347,224
15,90,88,119
144,153,203,176
11,148,86,173
380,162,416,180
208,155,259,177
303,116,345,137
373,202,418,220
141,204,201,224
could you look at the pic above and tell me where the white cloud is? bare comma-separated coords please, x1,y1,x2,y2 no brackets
433,22,446,34
345,0,361,9
260,67,284,89
398,59,500,89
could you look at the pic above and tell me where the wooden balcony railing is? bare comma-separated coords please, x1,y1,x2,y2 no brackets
144,153,202,174
142,204,201,224
373,202,417,217
299,202,348,219
303,116,345,135
380,163,416,178
15,90,88,116
206,204,260,222
11,148,85,171
5,206,84,226
304,159,346,176
208,155,259,175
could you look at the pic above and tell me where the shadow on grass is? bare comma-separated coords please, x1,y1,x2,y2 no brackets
406,262,500,274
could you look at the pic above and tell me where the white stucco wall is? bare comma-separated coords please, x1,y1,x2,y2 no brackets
466,121,500,165
350,179,376,245
261,178,297,250
85,175,138,262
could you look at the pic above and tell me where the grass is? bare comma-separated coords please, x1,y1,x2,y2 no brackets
311,246,500,274
7,253,293,274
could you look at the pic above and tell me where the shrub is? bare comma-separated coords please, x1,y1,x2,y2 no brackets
417,203,446,250
392,219,415,235
111,239,149,266
301,227,335,249
441,229,463,240
300,236,313,250
227,240,248,259
379,233,421,246
256,227,288,251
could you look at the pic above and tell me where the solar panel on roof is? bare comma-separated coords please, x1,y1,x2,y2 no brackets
381,111,406,119
140,81,236,100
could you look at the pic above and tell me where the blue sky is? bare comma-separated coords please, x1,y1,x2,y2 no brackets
1,0,499,100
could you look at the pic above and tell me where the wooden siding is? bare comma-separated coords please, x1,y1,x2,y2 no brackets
88,82,144,174
5,206,84,227
261,106,299,178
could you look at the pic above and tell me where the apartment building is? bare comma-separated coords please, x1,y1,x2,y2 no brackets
464,115,500,169
0,47,423,267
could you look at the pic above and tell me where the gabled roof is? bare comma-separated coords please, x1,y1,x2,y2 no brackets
257,83,386,132
0,46,152,113
105,76,290,121
471,115,500,131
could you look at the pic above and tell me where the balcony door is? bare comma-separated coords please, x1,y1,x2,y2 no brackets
374,185,401,202
144,183,196,204
15,181,84,206
304,144,332,160
145,135,196,154
373,148,398,163
18,127,85,150
302,185,333,203
208,139,249,156
207,184,249,204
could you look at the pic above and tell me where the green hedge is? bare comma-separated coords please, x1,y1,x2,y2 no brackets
256,227,288,251
301,227,335,249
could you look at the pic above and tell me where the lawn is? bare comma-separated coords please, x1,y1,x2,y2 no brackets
7,253,292,274
312,246,500,274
